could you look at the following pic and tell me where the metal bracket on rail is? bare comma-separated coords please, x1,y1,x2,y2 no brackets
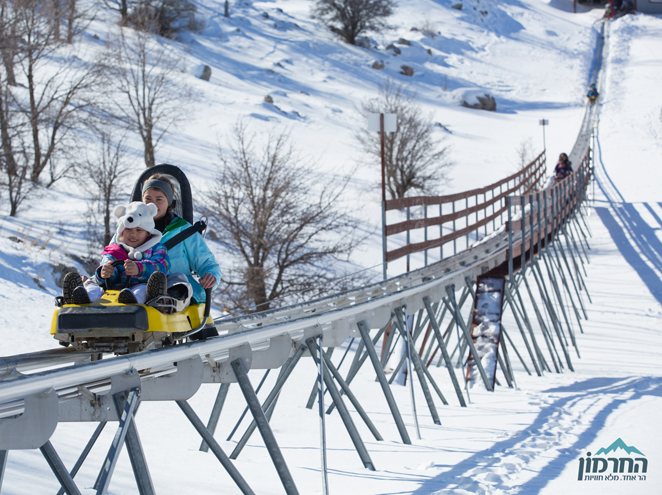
203,344,252,383
0,388,58,450
248,334,294,369
58,369,142,422
141,356,203,401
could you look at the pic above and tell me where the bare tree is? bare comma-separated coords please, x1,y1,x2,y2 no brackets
0,0,19,86
50,0,62,41
79,129,131,246
5,1,101,184
203,122,363,313
117,0,198,37
516,138,535,168
0,83,32,216
358,82,452,199
103,0,131,25
107,27,187,167
0,0,101,215
313,0,395,45
516,138,538,191
65,0,78,43
41,0,82,44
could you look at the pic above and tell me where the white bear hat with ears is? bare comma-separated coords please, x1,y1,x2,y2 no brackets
114,201,163,260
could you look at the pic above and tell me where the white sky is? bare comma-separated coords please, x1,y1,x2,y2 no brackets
0,1,661,494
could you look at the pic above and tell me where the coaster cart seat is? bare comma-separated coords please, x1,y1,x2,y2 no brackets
51,164,215,354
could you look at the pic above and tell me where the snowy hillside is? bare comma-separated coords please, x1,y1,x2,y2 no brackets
1,0,600,317
1,1,661,494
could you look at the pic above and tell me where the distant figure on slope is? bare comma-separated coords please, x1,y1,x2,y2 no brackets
62,202,169,305
554,153,573,182
587,83,599,104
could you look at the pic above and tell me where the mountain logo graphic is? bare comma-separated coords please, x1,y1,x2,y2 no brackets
595,438,645,457
577,438,649,481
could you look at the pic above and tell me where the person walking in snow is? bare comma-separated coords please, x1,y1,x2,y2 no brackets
554,152,573,182
62,201,169,305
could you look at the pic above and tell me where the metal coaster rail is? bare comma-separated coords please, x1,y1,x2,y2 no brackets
0,22,603,494
0,144,594,493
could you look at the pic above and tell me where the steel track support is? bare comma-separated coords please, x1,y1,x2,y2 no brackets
306,348,334,409
227,370,271,441
540,253,582,355
94,388,144,495
310,339,383,441
56,422,107,495
177,400,254,494
508,276,550,373
570,213,591,260
500,324,531,376
549,242,587,327
520,273,562,373
452,286,472,366
230,346,306,460
325,327,386,415
532,258,573,351
386,309,434,386
433,300,462,367
421,301,446,367
503,284,542,376
411,336,449,406
393,308,442,425
499,336,517,388
357,320,411,445
380,322,398,369
200,383,231,451
231,358,300,495
305,338,376,470
423,296,466,407
0,450,6,491
116,396,154,495
0,450,6,493
40,441,81,495
496,351,514,388
515,271,555,370
530,260,575,371
314,336,330,495
560,224,592,304
444,286,492,391
565,219,589,272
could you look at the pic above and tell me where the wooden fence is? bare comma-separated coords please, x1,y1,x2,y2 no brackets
384,151,548,270
507,148,592,270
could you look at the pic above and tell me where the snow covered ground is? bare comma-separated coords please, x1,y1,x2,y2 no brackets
1,2,661,494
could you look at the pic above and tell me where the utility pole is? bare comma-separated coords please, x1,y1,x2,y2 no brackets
539,118,549,151
368,112,397,280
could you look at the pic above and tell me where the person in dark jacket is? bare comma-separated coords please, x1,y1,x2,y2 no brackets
554,153,573,181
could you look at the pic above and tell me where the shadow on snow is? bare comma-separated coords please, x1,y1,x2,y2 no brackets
411,376,662,494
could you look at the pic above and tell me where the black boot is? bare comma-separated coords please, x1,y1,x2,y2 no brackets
146,272,167,301
118,288,138,304
72,285,91,304
62,272,83,304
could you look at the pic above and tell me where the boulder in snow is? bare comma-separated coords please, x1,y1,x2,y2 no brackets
194,64,212,81
459,89,496,111
400,65,414,76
